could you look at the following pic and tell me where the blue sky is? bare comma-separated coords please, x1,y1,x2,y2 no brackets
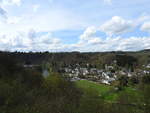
0,0,150,52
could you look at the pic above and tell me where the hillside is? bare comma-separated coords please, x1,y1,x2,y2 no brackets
0,50,149,70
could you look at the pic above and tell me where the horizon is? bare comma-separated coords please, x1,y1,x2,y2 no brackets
0,0,150,52
1,49,150,53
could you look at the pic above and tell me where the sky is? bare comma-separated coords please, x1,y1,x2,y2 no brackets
0,0,150,52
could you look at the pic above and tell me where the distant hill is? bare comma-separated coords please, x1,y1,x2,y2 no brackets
140,49,150,52
0,49,149,70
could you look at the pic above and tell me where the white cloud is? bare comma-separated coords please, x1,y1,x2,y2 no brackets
69,26,150,52
137,14,150,23
78,26,103,47
6,16,21,24
80,26,97,40
33,4,40,12
0,30,64,52
1,0,21,6
48,0,54,4
141,22,150,33
87,37,102,45
0,8,87,35
100,16,135,36
0,28,150,52
12,0,21,6
0,0,23,24
0,7,7,20
104,0,112,5
73,36,150,52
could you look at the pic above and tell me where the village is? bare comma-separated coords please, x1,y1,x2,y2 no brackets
22,59,150,85
60,60,150,85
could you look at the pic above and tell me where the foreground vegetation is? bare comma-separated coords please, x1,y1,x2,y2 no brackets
0,52,150,113
76,79,150,113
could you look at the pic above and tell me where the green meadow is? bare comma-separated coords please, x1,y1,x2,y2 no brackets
75,80,141,102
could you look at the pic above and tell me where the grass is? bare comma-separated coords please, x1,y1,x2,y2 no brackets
76,80,110,94
75,80,117,101
75,80,141,102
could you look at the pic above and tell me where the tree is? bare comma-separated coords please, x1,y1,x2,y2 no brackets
117,75,128,90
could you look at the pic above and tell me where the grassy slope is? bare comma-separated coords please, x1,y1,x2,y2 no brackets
75,80,117,101
75,80,140,102
76,80,110,94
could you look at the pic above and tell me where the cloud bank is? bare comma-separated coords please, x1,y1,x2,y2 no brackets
0,0,150,52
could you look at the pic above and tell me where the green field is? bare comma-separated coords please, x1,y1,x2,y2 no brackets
75,80,140,102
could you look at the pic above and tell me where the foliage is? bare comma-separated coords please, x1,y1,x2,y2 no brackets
0,51,150,113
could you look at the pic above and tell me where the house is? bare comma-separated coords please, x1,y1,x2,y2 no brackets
75,68,80,75
97,69,103,74
80,68,89,75
23,64,39,68
101,80,110,85
71,77,81,81
119,71,127,75
105,64,114,70
90,68,97,74
64,68,72,73
143,70,150,74
146,64,150,68
102,72,110,79
108,77,115,83
127,72,132,77
42,69,49,77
